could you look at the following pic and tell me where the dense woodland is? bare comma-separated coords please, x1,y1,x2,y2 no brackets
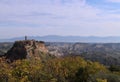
0,56,120,82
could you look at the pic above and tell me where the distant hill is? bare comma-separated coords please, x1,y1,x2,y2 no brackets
1,35,120,43
0,41,120,66
46,42,120,66
0,42,13,56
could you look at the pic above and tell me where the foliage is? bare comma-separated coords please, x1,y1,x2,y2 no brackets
0,56,119,82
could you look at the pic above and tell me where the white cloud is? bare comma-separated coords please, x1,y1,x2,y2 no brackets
0,0,100,26
0,0,120,38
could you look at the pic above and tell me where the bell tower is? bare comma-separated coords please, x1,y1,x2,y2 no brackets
25,36,27,40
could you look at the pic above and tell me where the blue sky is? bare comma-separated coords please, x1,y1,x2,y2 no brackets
1,0,120,39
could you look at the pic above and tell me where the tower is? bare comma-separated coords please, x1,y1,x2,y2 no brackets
25,36,27,40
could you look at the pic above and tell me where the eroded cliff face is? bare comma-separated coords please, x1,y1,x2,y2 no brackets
5,40,48,62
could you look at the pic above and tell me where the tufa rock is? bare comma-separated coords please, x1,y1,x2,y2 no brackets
5,40,48,62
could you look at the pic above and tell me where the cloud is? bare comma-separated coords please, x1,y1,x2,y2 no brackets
0,0,100,26
0,0,120,38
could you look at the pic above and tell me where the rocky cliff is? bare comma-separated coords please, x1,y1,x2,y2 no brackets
5,40,49,62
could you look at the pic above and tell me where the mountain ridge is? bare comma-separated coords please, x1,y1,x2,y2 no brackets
1,35,120,43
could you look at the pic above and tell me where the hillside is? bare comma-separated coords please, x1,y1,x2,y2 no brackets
0,42,120,66
0,42,13,56
0,55,120,82
46,42,120,66
0,41,120,82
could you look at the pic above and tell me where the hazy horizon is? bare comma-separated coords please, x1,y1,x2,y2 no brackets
2,35,120,39
1,0,120,39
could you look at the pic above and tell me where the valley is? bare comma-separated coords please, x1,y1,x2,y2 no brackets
0,40,119,82
46,42,120,66
0,42,120,66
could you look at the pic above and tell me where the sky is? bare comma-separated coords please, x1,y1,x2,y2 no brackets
1,0,120,39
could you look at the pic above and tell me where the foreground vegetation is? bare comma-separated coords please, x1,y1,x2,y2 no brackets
0,56,120,82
